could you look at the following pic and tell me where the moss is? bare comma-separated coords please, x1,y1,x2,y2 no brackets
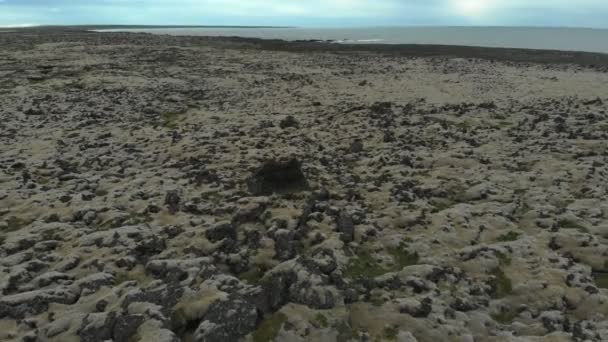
370,294,386,307
430,198,454,212
253,312,287,342
557,219,589,233
41,228,60,240
98,212,152,230
382,325,399,340
344,250,390,279
497,231,520,242
593,272,608,289
337,321,360,342
313,313,329,328
95,189,109,197
3,216,31,233
345,245,418,280
490,267,513,299
492,309,518,324
114,269,151,286
388,244,419,270
239,267,266,285
162,112,183,129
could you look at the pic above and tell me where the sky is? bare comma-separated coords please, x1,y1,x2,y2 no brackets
1,0,607,28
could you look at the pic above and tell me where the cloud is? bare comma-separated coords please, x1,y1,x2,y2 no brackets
0,0,607,27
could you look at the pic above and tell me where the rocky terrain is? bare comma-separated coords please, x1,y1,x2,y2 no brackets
1,30,608,342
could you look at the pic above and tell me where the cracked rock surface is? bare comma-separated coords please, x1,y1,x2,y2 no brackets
1,30,608,341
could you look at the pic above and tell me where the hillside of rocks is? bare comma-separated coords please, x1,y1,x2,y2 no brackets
1,31,608,342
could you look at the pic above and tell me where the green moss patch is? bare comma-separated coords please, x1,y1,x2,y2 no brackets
253,312,287,342
239,267,266,285
593,272,608,289
492,309,518,324
345,244,419,280
3,216,32,233
162,112,184,129
497,231,520,242
557,219,589,233
382,325,399,340
313,313,329,328
490,267,513,299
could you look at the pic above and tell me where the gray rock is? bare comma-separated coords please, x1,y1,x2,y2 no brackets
193,295,259,342
274,229,296,261
206,221,236,242
337,211,355,243
165,190,181,214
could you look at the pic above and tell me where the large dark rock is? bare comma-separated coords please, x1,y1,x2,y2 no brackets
247,158,309,196
193,295,259,342
165,190,181,214
337,211,355,243
279,115,299,129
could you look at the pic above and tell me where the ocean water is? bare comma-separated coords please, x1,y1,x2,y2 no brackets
97,26,608,54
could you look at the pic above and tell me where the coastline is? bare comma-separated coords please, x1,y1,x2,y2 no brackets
1,29,608,341
8,27,608,69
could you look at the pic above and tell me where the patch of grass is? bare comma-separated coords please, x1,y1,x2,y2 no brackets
41,228,61,240
492,309,518,324
593,272,608,289
3,216,31,233
97,213,152,230
557,219,589,233
383,325,399,340
253,312,287,342
388,244,419,270
337,322,360,342
95,189,109,197
490,267,513,299
497,231,521,242
430,198,454,213
239,267,266,285
455,120,473,130
345,250,389,279
162,112,183,129
345,244,419,280
313,313,329,328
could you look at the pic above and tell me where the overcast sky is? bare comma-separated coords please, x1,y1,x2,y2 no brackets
1,0,607,28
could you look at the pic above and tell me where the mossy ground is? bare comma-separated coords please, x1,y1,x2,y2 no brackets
252,312,287,342
593,272,608,289
558,219,589,233
3,216,31,233
162,112,184,129
345,243,419,279
492,309,518,324
313,313,329,328
497,231,521,242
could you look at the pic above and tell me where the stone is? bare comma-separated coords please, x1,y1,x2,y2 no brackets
247,158,309,196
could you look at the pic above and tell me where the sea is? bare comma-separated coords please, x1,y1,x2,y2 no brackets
95,26,608,54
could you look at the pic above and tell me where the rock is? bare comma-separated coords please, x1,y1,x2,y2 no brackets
349,139,364,153
247,158,309,196
279,115,299,129
398,297,433,318
274,229,296,261
113,314,146,342
78,312,116,342
165,190,181,214
206,221,236,242
54,255,81,272
0,286,79,318
337,211,355,243
193,295,259,342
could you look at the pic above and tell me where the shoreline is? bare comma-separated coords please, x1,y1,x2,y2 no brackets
8,27,608,69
